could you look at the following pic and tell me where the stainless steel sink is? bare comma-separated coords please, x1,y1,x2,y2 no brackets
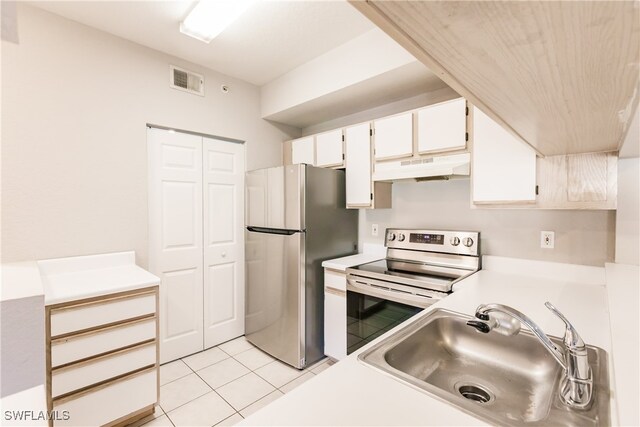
358,309,610,426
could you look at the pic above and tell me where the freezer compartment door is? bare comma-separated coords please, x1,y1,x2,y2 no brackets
244,229,305,368
245,165,304,231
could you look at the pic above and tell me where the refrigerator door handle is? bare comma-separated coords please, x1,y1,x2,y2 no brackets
246,226,302,235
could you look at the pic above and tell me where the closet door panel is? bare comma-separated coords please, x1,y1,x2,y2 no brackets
147,127,204,363
203,137,245,348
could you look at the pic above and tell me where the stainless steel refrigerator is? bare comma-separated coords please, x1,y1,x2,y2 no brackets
245,164,358,369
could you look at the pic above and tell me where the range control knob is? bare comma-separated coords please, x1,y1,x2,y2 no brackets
388,232,396,241
397,233,406,242
462,237,474,247
450,237,461,246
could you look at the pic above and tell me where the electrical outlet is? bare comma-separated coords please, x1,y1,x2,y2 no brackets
541,231,555,249
372,224,379,237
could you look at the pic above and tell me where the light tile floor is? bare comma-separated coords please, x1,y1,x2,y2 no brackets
137,336,335,427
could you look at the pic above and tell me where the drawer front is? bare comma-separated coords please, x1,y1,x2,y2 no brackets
52,342,156,398
51,291,156,337
324,269,346,292
51,318,156,368
53,368,157,427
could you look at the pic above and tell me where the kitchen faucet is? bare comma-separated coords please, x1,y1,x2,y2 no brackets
466,302,593,409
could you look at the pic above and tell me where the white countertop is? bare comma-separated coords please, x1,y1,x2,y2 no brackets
241,256,623,426
1,262,43,302
321,253,383,272
38,251,160,306
604,262,640,426
0,385,47,426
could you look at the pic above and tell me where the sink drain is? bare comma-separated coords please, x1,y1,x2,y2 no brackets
457,384,492,404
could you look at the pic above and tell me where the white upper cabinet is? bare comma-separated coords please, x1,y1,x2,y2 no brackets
345,123,373,207
291,136,315,165
472,107,537,203
315,129,344,168
373,112,413,160
417,98,467,154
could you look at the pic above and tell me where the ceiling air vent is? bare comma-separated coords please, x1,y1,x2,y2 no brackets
169,65,204,96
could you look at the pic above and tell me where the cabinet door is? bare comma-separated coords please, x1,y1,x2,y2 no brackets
315,129,344,167
291,136,315,165
373,112,413,160
324,270,346,361
345,123,372,207
417,98,467,154
472,107,536,203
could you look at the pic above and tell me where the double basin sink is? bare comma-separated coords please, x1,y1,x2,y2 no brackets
358,309,610,426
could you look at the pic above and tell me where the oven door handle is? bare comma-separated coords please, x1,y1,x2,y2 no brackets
346,276,441,309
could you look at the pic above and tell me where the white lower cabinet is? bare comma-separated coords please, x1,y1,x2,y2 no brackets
46,287,159,426
324,269,347,361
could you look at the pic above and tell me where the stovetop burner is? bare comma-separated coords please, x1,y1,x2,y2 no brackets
347,228,481,295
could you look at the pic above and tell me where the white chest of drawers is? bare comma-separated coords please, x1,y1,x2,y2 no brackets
40,251,160,427
46,287,159,427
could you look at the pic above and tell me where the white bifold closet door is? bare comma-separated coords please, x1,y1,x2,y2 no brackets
202,137,245,348
147,127,244,363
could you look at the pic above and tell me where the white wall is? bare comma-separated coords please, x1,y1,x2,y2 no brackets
261,28,419,119
1,5,298,266
360,180,615,266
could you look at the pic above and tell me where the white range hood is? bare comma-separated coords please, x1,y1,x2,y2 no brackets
373,153,470,182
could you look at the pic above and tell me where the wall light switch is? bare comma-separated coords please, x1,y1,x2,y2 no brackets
372,224,379,237
541,231,555,249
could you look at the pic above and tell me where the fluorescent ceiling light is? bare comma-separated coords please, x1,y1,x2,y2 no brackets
180,0,255,43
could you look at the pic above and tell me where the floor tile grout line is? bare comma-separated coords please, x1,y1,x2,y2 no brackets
163,389,229,426
181,352,231,373
161,365,313,425
276,370,316,393
215,411,244,427
162,387,212,419
159,370,193,388
196,362,254,391
209,370,261,413
229,344,259,358
163,367,258,417
159,343,330,426
235,387,282,414
162,371,214,418
234,356,276,372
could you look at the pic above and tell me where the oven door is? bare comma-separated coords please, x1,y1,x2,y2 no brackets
345,280,425,355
